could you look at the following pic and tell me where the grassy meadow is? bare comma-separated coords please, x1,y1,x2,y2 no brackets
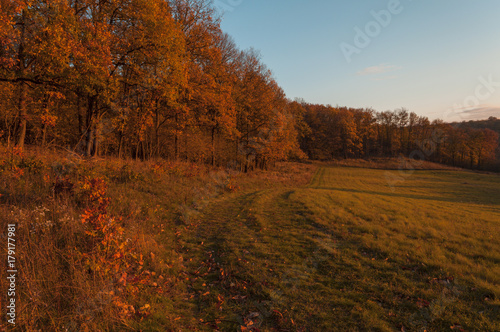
180,165,500,331
0,149,499,331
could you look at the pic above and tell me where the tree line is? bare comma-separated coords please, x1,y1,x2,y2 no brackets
299,104,499,171
0,0,498,172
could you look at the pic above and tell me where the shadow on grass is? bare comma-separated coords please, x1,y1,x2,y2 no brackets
308,186,500,206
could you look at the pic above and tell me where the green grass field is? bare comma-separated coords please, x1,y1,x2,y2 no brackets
178,166,500,331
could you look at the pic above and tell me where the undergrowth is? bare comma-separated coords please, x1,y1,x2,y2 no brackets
0,146,315,331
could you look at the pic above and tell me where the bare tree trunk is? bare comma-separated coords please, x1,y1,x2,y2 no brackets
77,94,85,137
7,126,11,148
184,131,188,161
155,114,160,158
85,124,94,156
85,96,95,156
16,11,27,150
211,127,216,166
174,113,179,160
141,141,146,160
17,82,27,149
41,123,47,148
135,142,140,160
92,119,100,157
118,133,123,159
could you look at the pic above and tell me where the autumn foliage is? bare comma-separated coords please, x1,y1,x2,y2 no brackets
299,104,499,171
0,0,304,171
0,0,498,172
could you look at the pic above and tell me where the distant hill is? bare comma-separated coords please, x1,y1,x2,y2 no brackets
453,116,500,134
454,117,500,168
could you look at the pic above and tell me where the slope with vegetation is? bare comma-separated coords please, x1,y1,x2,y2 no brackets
0,147,314,330
1,148,499,331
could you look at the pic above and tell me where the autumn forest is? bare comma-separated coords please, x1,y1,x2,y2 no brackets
0,0,499,171
1,1,500,331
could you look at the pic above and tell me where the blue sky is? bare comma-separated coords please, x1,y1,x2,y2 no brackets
217,0,500,122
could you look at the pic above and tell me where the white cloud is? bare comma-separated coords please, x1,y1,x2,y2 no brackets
357,64,402,76
442,105,500,122
461,106,500,120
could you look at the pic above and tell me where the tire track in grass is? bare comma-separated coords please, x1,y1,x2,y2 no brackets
179,166,500,331
186,171,393,330
179,182,349,330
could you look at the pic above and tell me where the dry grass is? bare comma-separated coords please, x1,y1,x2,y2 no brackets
0,146,212,331
5,147,496,331
176,164,499,331
325,157,463,171
0,146,314,331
